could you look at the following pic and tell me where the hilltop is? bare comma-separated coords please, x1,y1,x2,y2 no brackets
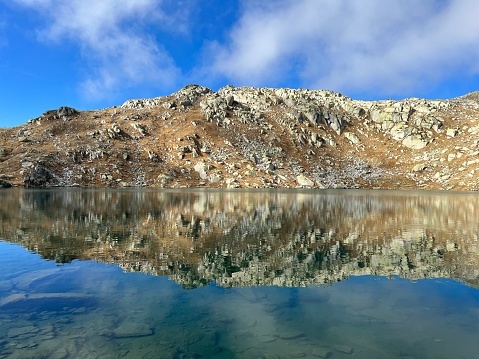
1,84,479,190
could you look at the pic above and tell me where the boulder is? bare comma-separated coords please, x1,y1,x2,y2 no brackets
344,132,360,144
24,165,59,187
57,106,77,117
0,179,12,188
390,123,413,141
402,134,428,149
446,128,458,137
296,174,314,187
412,163,426,172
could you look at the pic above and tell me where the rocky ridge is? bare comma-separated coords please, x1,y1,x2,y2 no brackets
1,84,479,190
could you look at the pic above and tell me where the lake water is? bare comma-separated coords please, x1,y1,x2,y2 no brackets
0,188,479,359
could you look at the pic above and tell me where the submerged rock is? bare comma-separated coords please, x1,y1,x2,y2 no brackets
111,322,153,338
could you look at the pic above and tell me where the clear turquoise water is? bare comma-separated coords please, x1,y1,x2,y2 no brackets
1,188,479,358
1,241,479,359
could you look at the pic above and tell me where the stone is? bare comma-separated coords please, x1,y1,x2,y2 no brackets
112,322,153,338
24,165,59,187
57,106,77,117
344,132,360,144
312,347,333,358
0,292,94,309
334,344,353,354
402,134,428,149
280,330,305,340
412,164,426,172
0,179,12,188
209,174,223,183
8,325,40,338
51,348,69,359
446,128,458,137
390,123,413,140
296,174,314,187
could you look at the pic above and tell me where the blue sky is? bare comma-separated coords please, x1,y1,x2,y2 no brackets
1,0,479,128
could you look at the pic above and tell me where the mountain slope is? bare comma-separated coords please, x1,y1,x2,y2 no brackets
1,84,479,190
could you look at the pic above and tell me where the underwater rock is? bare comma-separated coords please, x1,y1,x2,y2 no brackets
0,293,95,309
7,325,40,338
13,267,79,290
279,330,305,340
111,322,153,338
312,347,333,358
51,348,69,359
334,344,353,354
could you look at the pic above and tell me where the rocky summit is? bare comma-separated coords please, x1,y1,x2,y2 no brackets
1,84,479,190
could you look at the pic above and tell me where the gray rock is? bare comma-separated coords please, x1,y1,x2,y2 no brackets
24,165,59,187
0,179,12,188
57,106,77,117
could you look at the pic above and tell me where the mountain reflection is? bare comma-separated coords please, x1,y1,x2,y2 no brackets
1,189,479,289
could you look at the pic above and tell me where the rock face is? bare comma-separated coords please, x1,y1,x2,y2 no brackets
1,85,479,190
0,179,12,188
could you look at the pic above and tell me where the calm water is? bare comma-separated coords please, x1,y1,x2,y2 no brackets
1,188,479,359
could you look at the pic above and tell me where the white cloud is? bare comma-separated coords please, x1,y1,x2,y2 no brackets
207,0,479,97
13,0,183,99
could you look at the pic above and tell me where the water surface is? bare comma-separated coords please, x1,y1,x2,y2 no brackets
1,188,479,358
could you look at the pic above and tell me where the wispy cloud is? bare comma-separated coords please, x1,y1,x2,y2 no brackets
206,0,479,97
13,0,185,99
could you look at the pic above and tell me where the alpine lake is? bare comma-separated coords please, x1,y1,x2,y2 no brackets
0,188,478,359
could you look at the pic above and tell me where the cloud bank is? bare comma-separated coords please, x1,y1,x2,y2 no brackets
10,0,479,101
13,0,184,99
207,0,479,97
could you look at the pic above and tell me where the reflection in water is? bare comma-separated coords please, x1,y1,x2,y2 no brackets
0,189,479,358
1,188,479,288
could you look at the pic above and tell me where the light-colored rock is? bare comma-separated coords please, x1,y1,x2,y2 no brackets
412,164,426,172
390,123,413,140
446,128,458,137
296,174,314,187
344,132,360,144
402,134,428,149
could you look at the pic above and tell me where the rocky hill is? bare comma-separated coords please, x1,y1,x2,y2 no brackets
1,84,479,190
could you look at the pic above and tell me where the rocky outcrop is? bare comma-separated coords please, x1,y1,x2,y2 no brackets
0,179,12,188
1,84,479,190
23,165,59,187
